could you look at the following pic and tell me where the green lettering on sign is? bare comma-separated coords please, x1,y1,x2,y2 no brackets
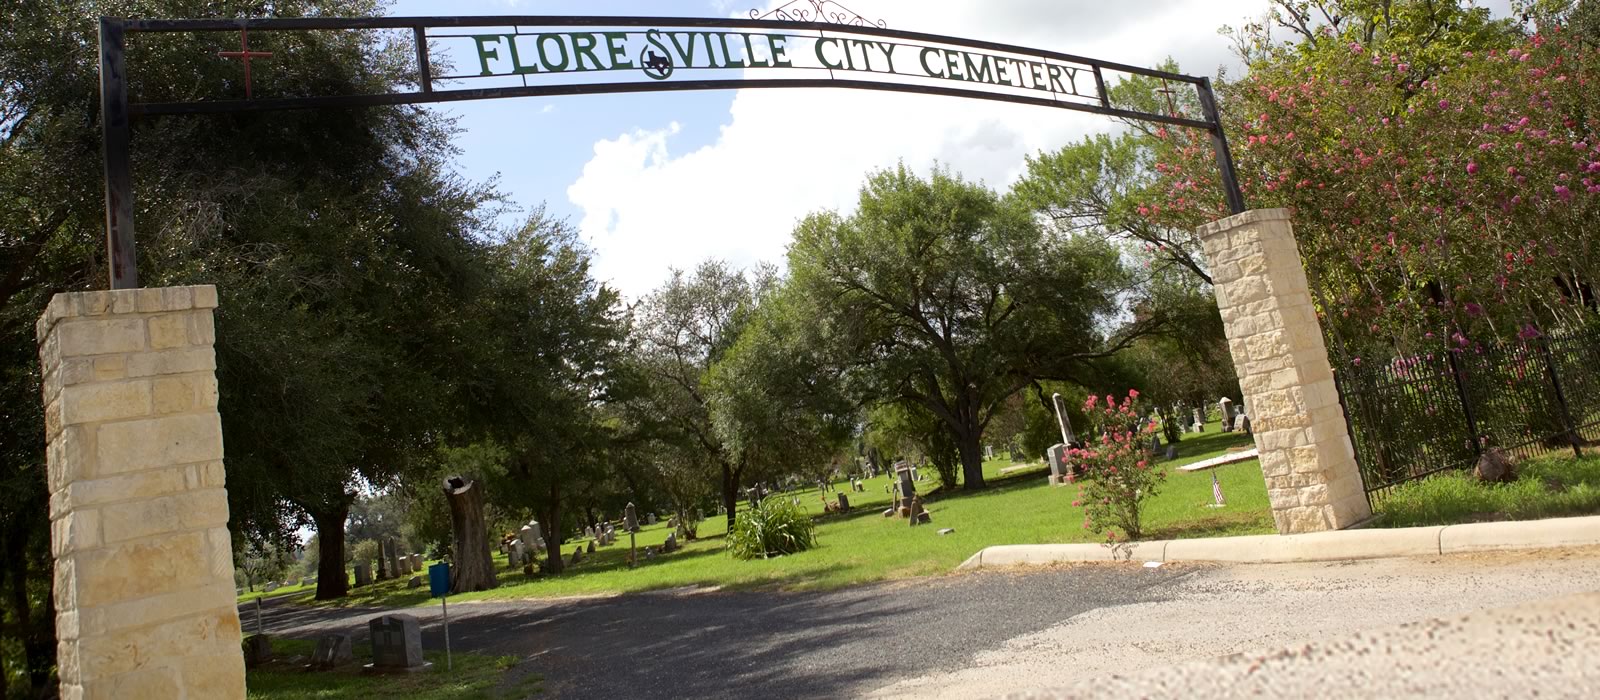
450,29,1100,105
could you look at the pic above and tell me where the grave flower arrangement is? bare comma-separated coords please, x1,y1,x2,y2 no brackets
1069,390,1165,542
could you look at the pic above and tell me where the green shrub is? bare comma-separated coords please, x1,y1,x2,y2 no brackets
727,498,817,560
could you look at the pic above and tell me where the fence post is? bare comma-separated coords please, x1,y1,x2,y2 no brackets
1445,351,1484,458
1538,337,1583,458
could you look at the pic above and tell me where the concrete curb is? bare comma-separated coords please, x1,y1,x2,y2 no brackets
957,514,1600,569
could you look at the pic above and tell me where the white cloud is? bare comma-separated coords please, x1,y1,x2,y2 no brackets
570,0,1273,299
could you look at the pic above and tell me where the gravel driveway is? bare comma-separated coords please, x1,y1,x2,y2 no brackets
246,547,1600,698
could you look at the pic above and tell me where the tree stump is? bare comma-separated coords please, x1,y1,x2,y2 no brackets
443,475,498,593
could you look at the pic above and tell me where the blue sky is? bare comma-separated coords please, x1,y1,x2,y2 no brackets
385,1,1513,299
390,0,737,230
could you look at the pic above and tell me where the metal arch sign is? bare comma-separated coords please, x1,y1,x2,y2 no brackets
455,29,1098,99
97,13,1246,290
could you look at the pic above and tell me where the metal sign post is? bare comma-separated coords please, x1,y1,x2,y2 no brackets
427,562,452,671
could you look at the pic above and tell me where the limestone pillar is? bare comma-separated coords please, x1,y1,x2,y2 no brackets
37,285,245,699
1195,209,1371,533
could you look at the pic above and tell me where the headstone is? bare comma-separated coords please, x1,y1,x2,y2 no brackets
243,634,272,668
1241,414,1252,436
1192,407,1205,432
908,495,930,526
387,539,402,580
569,548,582,566
663,532,678,553
353,562,372,587
894,462,917,510
1219,397,1236,431
586,541,596,554
584,526,595,540
694,508,704,523
645,546,657,560
375,540,389,580
647,512,658,525
407,576,422,589
263,581,278,593
367,614,428,672
519,523,539,558
509,540,526,568
837,493,850,511
626,502,639,532
1165,445,1178,461
310,633,353,670
1149,433,1162,454
1046,443,1069,485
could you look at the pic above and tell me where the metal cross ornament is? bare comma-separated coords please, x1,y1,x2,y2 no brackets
218,28,273,99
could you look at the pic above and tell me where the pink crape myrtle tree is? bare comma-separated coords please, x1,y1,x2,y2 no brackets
1135,4,1600,357
1069,390,1166,542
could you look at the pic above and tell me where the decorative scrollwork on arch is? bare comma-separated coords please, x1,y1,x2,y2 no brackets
749,0,887,28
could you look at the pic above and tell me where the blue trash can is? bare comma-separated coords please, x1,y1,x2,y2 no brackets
428,562,450,598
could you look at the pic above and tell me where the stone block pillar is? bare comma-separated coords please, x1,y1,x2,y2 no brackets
37,285,245,700
1195,209,1371,534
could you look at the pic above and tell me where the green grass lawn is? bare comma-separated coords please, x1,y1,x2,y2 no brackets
1373,454,1600,528
240,578,326,604
293,422,1266,608
245,638,539,700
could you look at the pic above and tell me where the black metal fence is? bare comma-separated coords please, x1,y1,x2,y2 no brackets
1335,327,1600,502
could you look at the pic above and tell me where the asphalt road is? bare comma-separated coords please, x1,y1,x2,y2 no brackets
246,547,1600,699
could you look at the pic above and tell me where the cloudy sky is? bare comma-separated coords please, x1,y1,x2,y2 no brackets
386,0,1504,299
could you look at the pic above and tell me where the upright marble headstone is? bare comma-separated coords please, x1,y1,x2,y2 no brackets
385,539,401,580
894,462,917,510
1046,443,1071,485
353,561,372,587
375,540,390,580
1219,397,1236,431
518,524,537,561
367,614,428,672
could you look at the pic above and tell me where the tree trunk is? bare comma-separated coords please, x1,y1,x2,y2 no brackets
5,523,56,697
957,428,986,489
443,475,498,593
721,463,740,529
1158,405,1183,444
311,504,350,600
541,495,563,575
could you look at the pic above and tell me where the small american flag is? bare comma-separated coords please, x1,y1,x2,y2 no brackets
1212,472,1226,506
